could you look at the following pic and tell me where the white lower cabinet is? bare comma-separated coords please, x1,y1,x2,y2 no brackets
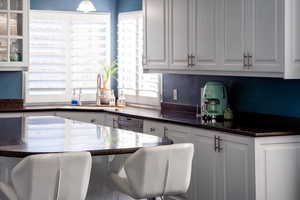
216,133,254,200
102,114,119,128
255,136,300,200
143,120,165,137
164,124,253,200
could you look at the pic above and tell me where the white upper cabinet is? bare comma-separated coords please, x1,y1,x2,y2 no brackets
219,0,247,72
0,0,29,71
285,0,300,78
143,0,300,78
191,0,219,70
143,0,169,70
247,0,284,74
168,0,191,70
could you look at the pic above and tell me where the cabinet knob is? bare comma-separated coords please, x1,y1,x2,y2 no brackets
150,127,156,132
90,119,96,123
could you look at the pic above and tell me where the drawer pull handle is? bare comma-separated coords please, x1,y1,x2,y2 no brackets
150,128,156,132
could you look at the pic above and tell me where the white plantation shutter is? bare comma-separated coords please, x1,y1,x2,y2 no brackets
118,12,160,106
26,11,111,103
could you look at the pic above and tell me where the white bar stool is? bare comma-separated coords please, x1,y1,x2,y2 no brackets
111,143,194,200
0,152,92,200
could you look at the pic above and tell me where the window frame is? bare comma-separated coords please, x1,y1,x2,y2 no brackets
25,10,112,105
118,11,161,108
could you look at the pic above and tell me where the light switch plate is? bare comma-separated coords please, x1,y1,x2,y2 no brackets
173,89,178,101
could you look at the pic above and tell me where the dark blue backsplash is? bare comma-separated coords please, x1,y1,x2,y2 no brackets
163,74,300,117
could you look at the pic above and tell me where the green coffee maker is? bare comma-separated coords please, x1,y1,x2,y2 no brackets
201,81,228,119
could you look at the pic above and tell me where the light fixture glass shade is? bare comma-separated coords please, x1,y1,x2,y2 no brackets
77,0,96,13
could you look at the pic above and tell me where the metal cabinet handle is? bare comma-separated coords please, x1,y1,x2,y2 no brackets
243,53,248,68
163,127,168,137
248,53,253,68
187,54,191,68
218,136,223,152
191,55,195,67
90,119,96,123
150,127,156,132
214,136,223,152
112,118,117,128
214,136,219,152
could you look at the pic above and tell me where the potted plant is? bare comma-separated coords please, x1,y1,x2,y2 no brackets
102,61,118,90
97,61,118,105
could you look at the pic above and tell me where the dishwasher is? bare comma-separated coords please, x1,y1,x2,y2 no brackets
117,116,144,132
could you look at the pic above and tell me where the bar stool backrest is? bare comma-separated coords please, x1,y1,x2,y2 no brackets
11,152,92,200
124,143,194,199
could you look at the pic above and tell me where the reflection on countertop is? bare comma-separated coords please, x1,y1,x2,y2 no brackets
0,115,169,157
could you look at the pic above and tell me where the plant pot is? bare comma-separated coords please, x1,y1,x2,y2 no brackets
99,89,112,105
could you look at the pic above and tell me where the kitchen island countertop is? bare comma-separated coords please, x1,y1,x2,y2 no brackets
0,115,170,158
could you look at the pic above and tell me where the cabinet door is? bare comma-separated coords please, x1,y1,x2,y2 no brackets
189,131,217,200
219,0,247,71
217,134,254,200
284,0,300,78
247,0,284,73
143,0,169,70
192,0,219,70
0,0,29,69
166,125,217,200
103,114,119,128
169,0,191,70
255,136,300,200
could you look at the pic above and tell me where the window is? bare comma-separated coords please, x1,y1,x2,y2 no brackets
118,12,160,107
26,11,111,103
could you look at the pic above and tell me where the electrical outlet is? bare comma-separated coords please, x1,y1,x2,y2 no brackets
173,89,178,101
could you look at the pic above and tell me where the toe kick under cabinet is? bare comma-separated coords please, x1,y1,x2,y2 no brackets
143,120,300,200
143,0,300,79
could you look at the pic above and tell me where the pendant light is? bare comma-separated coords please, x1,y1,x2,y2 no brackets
77,0,96,13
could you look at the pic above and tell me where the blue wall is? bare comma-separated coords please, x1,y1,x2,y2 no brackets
0,72,22,99
118,0,142,12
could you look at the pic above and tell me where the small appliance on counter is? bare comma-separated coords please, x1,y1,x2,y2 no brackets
201,81,228,120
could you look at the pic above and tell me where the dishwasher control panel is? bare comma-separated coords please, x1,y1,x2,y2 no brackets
117,116,143,132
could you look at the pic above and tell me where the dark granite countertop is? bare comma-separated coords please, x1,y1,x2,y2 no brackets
0,104,299,137
0,115,170,157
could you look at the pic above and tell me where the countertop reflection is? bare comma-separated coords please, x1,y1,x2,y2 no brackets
0,116,169,157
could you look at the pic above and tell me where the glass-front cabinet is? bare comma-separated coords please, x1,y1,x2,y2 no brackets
0,0,28,70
